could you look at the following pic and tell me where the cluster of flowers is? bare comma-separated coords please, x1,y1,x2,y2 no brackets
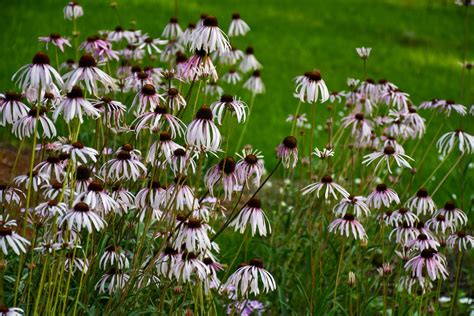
286,47,473,298
0,2,278,314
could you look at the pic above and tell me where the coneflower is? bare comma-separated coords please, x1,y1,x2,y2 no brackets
188,16,230,53
230,197,271,236
186,105,221,152
294,70,329,103
239,46,262,73
63,54,117,95
362,145,413,174
224,258,276,297
13,52,63,92
328,213,367,240
60,201,106,233
277,136,298,168
228,12,251,36
63,1,84,20
210,94,247,125
302,175,349,200
0,92,29,126
38,33,71,52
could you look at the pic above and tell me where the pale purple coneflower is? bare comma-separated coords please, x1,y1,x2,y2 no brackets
164,87,186,111
0,185,24,205
286,113,308,128
38,33,71,52
328,213,367,240
173,218,212,252
334,195,370,217
99,245,130,269
403,106,426,138
406,188,436,216
0,306,24,316
380,135,405,154
53,86,99,123
243,70,265,95
101,150,147,181
63,251,89,274
120,44,145,61
74,165,92,193
341,112,373,142
111,185,135,215
222,69,242,85
294,70,329,103
362,145,413,173
385,89,410,110
436,100,467,116
133,104,185,138
42,180,70,201
406,233,440,251
188,16,230,53
0,217,30,255
419,98,442,110
166,176,199,211
366,183,400,209
95,40,120,63
34,156,64,182
95,269,130,294
162,17,183,39
168,148,196,176
228,12,250,36
13,52,63,92
63,1,83,20
211,94,247,125
236,149,265,186
389,222,418,244
61,141,97,164
155,246,180,279
384,113,415,140
160,39,185,63
436,129,473,156
34,200,67,219
63,54,117,95
13,171,49,192
447,231,474,251
354,94,375,114
224,258,276,297
203,81,224,97
60,201,106,233
376,79,398,99
356,47,371,59
230,197,271,236
217,46,244,65
435,201,468,228
277,136,298,168
173,252,209,282
359,78,378,100
404,248,448,281
135,180,166,209
376,263,392,277
180,23,196,46
92,96,127,127
183,49,218,81
302,175,349,199
186,105,221,152
399,275,433,294
107,26,134,43
313,146,335,159
147,131,183,163
426,214,455,235
131,83,164,114
239,46,262,73
393,207,419,227
79,36,109,54
205,157,240,201
74,180,118,215
203,257,224,293
0,92,29,126
380,210,398,226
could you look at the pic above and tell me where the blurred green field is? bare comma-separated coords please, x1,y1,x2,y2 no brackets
0,0,472,203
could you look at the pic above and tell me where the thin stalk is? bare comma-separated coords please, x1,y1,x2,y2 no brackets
449,252,464,316
236,93,255,151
